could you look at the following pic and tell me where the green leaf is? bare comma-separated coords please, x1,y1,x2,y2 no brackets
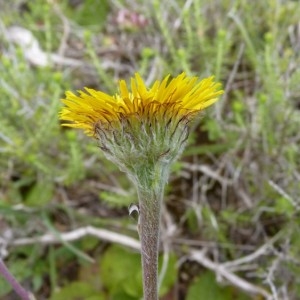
186,271,250,300
101,245,143,298
100,190,134,208
25,180,54,206
274,196,294,217
101,245,177,298
111,292,137,300
0,279,11,298
64,0,109,27
50,282,104,300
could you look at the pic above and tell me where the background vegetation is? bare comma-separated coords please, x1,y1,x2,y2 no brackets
0,0,299,299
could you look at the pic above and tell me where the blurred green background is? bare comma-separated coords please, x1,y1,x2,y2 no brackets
0,0,300,299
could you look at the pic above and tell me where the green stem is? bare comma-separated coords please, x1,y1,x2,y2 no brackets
137,180,165,300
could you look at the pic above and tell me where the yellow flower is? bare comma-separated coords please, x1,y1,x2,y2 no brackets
60,72,223,182
60,72,223,137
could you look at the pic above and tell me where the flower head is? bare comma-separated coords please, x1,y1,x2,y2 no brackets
60,73,223,184
60,73,222,135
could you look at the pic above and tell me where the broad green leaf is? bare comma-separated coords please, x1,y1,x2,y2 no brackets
101,245,142,298
101,245,177,298
186,271,250,300
50,281,104,300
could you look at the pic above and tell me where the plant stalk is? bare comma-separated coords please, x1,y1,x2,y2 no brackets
0,259,32,300
137,183,164,300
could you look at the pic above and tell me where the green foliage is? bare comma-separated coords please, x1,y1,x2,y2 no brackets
100,190,134,207
0,0,300,299
0,256,37,298
25,180,54,206
186,271,250,300
51,282,104,300
63,0,109,27
101,245,177,299
0,50,86,206
101,245,143,298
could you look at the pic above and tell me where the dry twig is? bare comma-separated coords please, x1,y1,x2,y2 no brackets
7,226,140,251
190,249,272,299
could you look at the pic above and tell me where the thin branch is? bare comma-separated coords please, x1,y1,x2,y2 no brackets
222,231,283,271
268,180,299,209
190,249,272,299
8,226,140,251
181,162,233,186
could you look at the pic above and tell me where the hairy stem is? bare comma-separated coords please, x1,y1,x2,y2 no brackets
0,259,32,300
137,184,164,300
